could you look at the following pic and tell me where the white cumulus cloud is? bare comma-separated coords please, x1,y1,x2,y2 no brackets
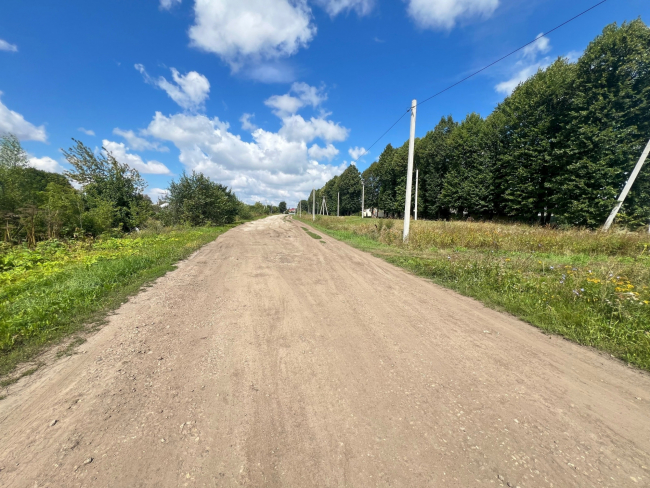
148,187,170,202
495,35,553,95
28,156,65,173
265,82,326,116
265,94,304,116
187,0,316,71
315,0,374,17
406,0,499,30
143,110,348,203
495,63,545,95
0,92,47,142
522,33,551,59
113,128,169,152
136,64,210,111
308,143,339,161
279,114,349,144
78,127,95,136
0,39,18,52
348,146,367,161
240,113,258,131
102,140,171,175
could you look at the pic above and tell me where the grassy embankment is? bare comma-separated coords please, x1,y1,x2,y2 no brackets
0,225,236,377
297,216,650,370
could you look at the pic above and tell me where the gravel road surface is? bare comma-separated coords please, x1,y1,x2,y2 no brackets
0,215,649,487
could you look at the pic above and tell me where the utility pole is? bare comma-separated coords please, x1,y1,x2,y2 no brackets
321,196,328,216
337,192,340,217
299,200,301,218
602,137,650,231
403,99,417,241
414,169,419,221
361,182,365,219
312,189,315,222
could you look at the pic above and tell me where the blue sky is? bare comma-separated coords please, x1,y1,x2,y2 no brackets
1,0,648,205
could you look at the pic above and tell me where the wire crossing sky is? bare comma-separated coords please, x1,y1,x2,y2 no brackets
0,0,647,203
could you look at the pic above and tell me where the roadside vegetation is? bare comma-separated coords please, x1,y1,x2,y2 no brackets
299,216,650,370
302,227,322,240
0,135,272,376
0,227,234,375
294,20,650,370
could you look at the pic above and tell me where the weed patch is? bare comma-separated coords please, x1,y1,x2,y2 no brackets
302,227,322,240
0,226,235,376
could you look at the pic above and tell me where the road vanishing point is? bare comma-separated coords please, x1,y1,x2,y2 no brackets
1,216,649,487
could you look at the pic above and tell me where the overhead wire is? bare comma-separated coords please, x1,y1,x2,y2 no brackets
351,0,609,164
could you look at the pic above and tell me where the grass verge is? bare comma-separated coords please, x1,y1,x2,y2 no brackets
302,227,322,240
0,225,236,376
297,216,650,371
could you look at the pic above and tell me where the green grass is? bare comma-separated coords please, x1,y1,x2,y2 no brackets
302,227,322,240
297,216,650,370
0,225,236,376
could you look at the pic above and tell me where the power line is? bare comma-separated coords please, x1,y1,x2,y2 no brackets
351,0,608,164
352,109,411,164
416,0,608,110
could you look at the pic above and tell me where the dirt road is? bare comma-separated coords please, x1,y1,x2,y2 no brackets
1,216,649,487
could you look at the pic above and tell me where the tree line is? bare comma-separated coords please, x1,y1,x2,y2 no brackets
313,20,650,228
0,135,272,246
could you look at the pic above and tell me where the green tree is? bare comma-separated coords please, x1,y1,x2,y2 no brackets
0,134,28,169
321,176,339,215
278,201,287,213
557,20,650,227
362,163,380,211
1,135,78,242
337,165,362,215
418,116,457,219
167,171,239,225
493,59,576,223
298,199,310,214
64,139,149,232
439,113,497,219
40,181,78,239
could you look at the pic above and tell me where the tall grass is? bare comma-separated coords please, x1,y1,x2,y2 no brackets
311,217,650,256
0,226,234,375
299,216,650,370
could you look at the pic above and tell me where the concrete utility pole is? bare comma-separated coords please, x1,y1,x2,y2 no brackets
602,137,650,231
414,169,419,221
337,192,340,217
312,189,316,222
361,182,365,219
299,200,301,218
403,100,417,241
